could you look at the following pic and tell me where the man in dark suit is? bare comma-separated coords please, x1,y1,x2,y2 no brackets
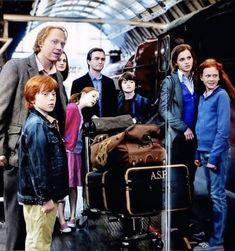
0,25,68,251
71,47,117,121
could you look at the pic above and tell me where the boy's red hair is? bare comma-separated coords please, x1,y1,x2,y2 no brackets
24,75,58,109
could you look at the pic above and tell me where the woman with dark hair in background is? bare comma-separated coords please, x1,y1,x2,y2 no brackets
56,51,69,81
56,51,71,98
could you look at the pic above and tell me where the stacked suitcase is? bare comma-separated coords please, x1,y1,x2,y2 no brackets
85,164,191,216
84,116,191,217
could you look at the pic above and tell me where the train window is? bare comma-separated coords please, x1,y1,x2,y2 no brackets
158,35,170,72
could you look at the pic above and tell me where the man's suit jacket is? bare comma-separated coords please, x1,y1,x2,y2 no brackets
71,72,117,121
0,54,67,167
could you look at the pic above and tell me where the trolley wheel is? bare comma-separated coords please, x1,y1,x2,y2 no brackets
120,246,129,251
121,236,138,248
77,215,88,228
151,238,164,250
121,240,130,247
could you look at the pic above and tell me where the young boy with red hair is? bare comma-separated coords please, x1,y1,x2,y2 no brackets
17,75,69,251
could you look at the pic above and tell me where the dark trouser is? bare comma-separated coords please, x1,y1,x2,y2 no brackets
3,165,26,251
171,134,197,196
170,134,197,229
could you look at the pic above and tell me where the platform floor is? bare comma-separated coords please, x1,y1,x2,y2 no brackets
1,176,235,251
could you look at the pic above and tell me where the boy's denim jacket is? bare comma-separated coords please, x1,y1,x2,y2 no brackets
17,109,69,205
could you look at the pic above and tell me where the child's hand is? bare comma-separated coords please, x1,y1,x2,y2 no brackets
0,155,7,167
207,163,217,170
194,160,201,167
184,128,194,140
41,200,55,214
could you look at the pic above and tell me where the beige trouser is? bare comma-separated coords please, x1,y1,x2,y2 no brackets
23,203,58,251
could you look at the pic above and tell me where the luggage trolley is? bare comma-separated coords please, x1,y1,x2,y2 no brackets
80,115,133,226
81,116,191,249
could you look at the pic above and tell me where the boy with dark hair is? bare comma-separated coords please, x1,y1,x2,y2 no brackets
117,71,151,124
